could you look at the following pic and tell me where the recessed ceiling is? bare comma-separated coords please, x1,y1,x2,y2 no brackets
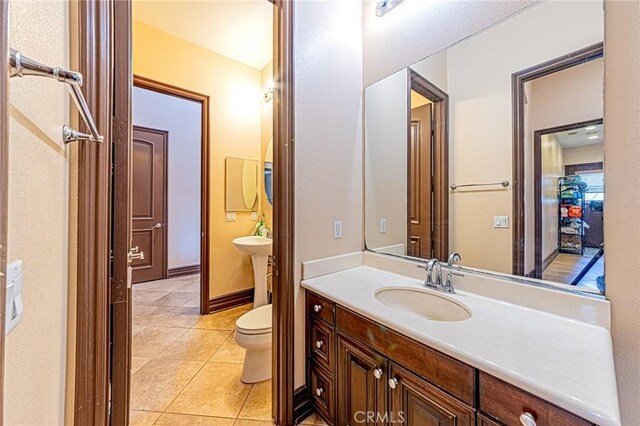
133,0,273,70
554,123,603,149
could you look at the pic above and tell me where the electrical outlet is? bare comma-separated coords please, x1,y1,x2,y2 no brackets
379,218,387,233
250,212,258,221
493,215,509,229
333,219,343,239
226,212,237,222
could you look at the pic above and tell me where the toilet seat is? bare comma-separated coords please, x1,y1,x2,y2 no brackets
236,304,272,335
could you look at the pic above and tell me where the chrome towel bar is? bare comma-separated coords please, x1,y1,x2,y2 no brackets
9,48,103,144
450,180,510,191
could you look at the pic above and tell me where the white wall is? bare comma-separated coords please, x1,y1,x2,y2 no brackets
294,0,363,387
604,2,640,423
132,86,201,270
6,0,71,424
564,143,603,166
364,69,407,253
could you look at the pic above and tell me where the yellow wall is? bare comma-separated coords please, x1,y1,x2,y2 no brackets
6,0,74,424
133,21,264,298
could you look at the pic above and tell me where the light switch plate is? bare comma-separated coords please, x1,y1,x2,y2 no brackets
493,215,509,229
333,220,343,239
5,260,23,335
250,212,258,221
226,212,237,222
379,218,387,233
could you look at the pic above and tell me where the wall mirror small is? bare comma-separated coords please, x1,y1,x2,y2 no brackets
226,157,258,211
364,0,605,294
264,138,273,207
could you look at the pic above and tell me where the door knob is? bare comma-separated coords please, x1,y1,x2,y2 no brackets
153,223,162,229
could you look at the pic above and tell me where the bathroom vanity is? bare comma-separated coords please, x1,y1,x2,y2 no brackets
301,254,620,426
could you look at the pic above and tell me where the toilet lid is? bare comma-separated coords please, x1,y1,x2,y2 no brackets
236,304,272,335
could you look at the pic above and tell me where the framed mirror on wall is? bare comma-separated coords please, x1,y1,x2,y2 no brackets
364,0,605,294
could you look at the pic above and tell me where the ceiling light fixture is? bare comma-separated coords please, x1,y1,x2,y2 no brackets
588,135,599,140
376,0,405,17
585,126,596,131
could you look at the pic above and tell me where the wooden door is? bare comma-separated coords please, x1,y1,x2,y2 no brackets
336,333,387,426
388,362,475,426
408,103,433,258
131,126,168,283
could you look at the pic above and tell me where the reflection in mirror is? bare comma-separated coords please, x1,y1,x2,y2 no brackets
226,157,258,211
364,0,604,294
264,138,273,207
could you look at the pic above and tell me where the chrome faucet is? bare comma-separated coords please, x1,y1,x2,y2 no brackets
447,252,462,268
418,253,464,294
444,252,464,294
420,258,443,290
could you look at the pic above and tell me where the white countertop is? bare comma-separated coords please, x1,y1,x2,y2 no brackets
301,265,620,426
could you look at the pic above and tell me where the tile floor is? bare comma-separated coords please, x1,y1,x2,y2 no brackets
130,274,326,426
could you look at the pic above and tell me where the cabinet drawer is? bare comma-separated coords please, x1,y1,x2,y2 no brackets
307,291,335,325
310,361,335,425
309,317,335,373
478,413,503,426
479,373,593,426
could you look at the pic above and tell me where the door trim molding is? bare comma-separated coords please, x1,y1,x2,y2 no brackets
532,118,603,278
0,1,9,422
511,42,603,276
133,75,211,315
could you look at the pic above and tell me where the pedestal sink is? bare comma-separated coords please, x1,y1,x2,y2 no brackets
232,236,273,308
375,287,471,322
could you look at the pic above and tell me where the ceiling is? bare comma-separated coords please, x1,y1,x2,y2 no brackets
554,123,603,149
133,0,273,70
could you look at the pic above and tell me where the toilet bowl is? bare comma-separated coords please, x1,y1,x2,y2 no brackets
235,303,272,383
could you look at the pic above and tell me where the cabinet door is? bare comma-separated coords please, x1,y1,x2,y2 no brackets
388,362,475,426
336,333,387,426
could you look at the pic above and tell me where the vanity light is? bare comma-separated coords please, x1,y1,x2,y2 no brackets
376,0,405,17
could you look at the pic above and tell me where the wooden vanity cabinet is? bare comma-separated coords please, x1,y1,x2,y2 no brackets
305,291,595,426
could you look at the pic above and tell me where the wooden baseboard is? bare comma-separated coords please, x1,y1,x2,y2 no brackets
167,264,201,278
543,249,559,271
209,289,254,313
293,385,313,425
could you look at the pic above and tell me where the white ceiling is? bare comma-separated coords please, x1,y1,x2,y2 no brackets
554,123,603,149
133,0,273,70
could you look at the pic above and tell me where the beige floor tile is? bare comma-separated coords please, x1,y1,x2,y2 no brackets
166,362,252,418
133,290,169,305
132,357,152,375
132,326,188,358
194,305,252,331
150,291,199,307
157,329,231,362
234,420,274,426
132,325,147,336
177,280,201,292
299,414,327,425
130,358,204,412
183,295,201,308
210,335,246,364
133,277,193,293
238,380,271,421
129,410,161,426
154,413,236,425
133,305,202,328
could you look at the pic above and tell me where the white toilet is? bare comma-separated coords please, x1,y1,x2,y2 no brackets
235,303,272,383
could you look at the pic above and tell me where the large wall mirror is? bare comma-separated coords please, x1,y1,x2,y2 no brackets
364,0,605,294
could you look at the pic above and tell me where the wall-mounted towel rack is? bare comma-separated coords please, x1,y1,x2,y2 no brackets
8,48,103,144
450,180,510,191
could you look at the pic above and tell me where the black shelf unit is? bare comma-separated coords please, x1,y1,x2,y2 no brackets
558,176,586,256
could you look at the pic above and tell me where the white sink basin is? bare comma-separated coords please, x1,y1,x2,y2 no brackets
375,287,472,322
232,236,272,256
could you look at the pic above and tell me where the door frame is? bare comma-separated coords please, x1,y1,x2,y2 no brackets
511,42,603,276
532,118,603,278
73,0,296,424
407,69,449,261
132,77,211,315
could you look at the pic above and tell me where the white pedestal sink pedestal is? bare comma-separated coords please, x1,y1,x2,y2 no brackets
232,236,273,308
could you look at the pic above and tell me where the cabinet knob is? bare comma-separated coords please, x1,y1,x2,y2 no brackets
315,387,324,397
519,412,536,426
315,340,324,349
388,377,398,389
313,304,322,312
373,368,383,379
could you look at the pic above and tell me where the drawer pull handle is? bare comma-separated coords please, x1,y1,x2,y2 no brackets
519,412,536,426
315,340,324,349
373,368,383,379
315,387,324,397
388,377,398,389
313,304,322,313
